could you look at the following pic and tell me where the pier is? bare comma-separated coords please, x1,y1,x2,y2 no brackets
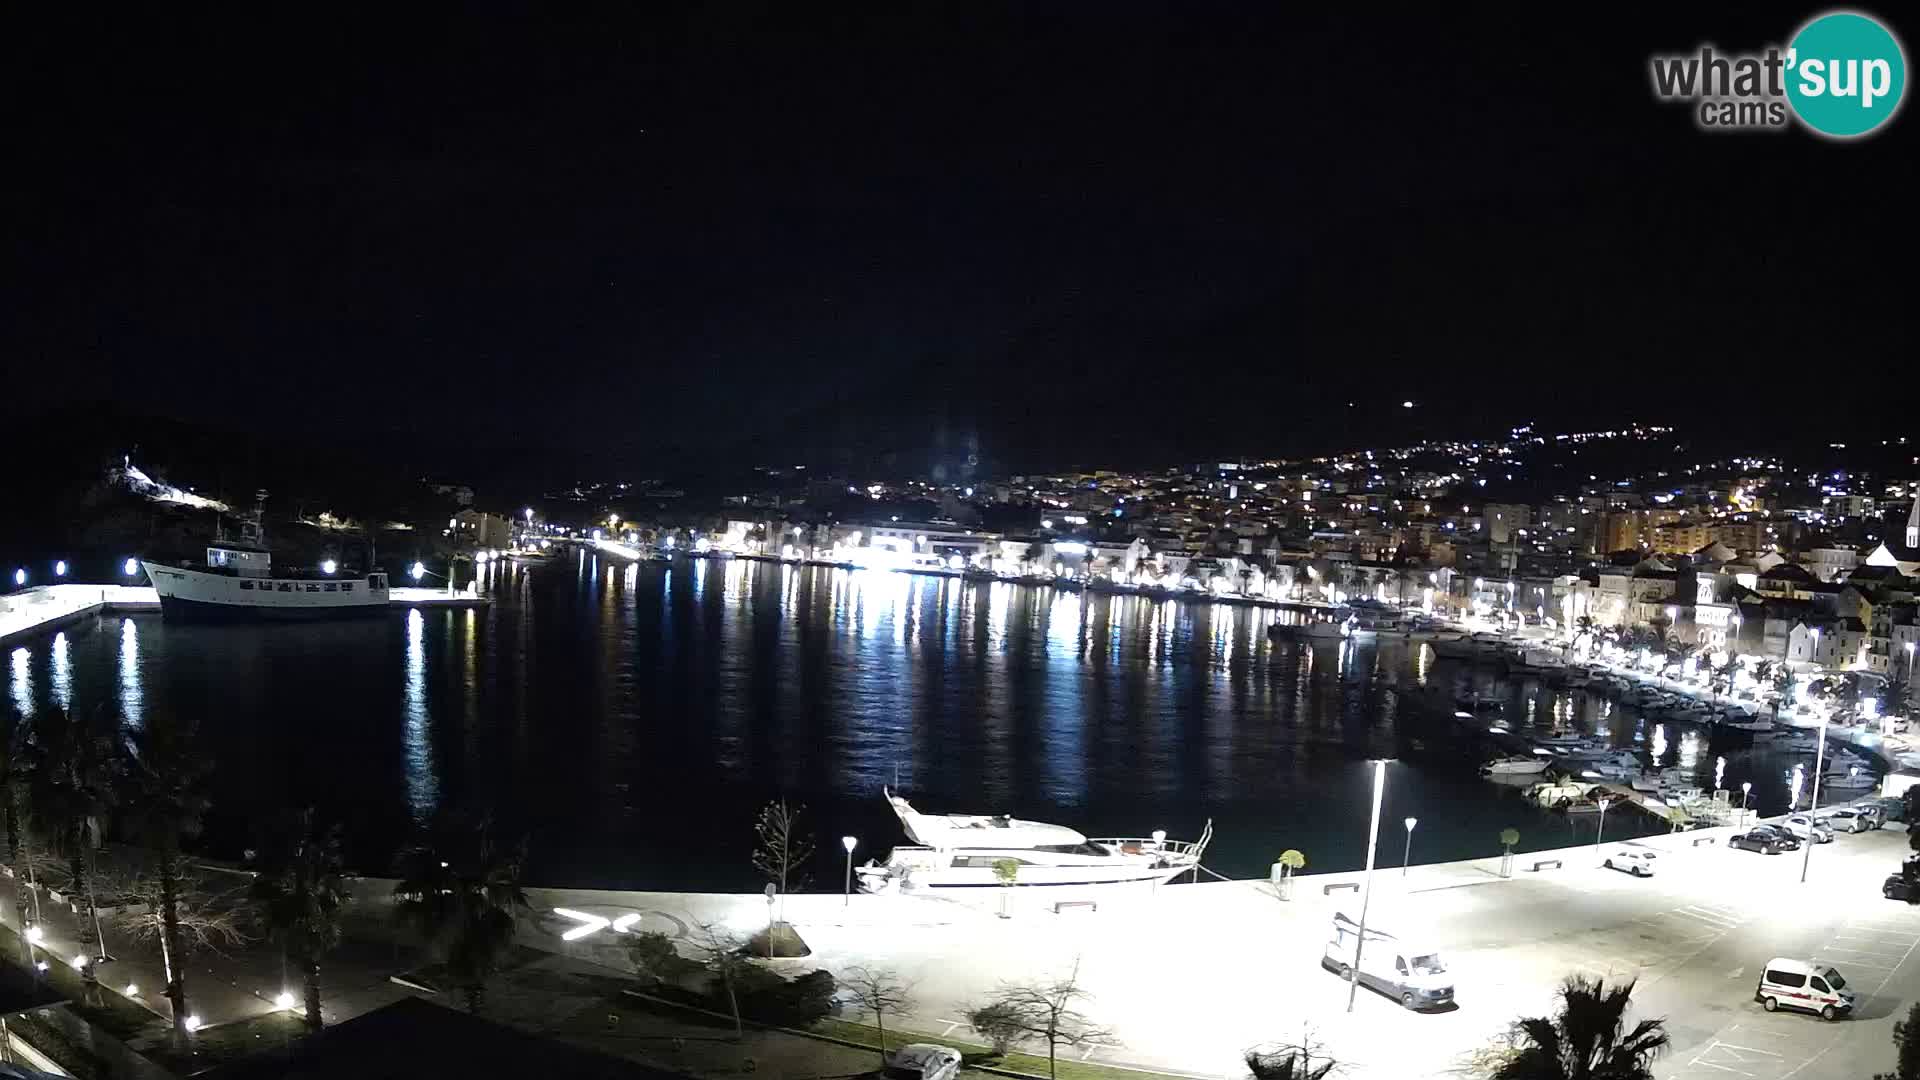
0,583,489,647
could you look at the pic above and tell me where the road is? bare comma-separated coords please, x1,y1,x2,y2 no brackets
525,816,1920,1080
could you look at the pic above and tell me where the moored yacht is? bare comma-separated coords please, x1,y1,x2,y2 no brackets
142,492,390,620
856,789,1212,893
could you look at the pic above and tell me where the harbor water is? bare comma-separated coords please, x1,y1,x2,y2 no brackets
5,550,1827,891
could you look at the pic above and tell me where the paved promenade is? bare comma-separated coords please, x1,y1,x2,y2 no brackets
521,816,1920,1080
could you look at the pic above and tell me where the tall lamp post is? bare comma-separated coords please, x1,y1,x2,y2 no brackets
1741,781,1753,825
1347,759,1389,1014
1801,723,1828,884
1401,817,1418,879
1594,798,1612,856
841,836,858,906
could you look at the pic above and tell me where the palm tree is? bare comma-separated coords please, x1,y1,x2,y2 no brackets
1495,975,1669,1080
392,815,530,1014
1882,675,1913,717
252,808,349,1031
0,709,34,961
120,712,211,1044
25,706,122,976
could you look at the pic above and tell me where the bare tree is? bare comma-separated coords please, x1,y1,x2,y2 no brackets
843,966,915,1066
102,859,254,1017
751,800,813,921
971,961,1112,1080
690,922,752,1040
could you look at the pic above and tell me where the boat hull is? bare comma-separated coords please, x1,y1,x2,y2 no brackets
152,594,388,621
144,562,388,621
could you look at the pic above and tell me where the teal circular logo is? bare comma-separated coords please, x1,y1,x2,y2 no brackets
1786,11,1907,138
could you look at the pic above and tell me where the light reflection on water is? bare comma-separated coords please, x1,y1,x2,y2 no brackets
403,607,437,823
118,617,142,728
8,647,28,719
51,632,72,712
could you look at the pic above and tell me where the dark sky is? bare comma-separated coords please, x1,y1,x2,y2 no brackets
5,5,1912,479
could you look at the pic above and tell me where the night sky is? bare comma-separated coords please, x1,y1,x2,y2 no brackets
5,5,1912,477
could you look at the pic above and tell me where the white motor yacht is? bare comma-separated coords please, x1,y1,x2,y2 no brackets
856,790,1212,893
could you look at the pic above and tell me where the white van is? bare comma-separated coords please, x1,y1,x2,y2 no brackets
1320,912,1454,1010
1755,958,1855,1020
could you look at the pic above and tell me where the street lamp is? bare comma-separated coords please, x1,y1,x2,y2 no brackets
1801,722,1828,885
1347,759,1390,1014
1740,781,1753,823
841,836,858,906
123,558,139,578
53,560,67,578
320,559,337,575
1401,817,1418,879
410,561,426,582
1594,797,1612,856
1714,756,1726,792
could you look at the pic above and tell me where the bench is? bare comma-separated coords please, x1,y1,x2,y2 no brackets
1691,836,1717,847
1322,882,1360,895
1530,859,1563,872
1053,900,1097,915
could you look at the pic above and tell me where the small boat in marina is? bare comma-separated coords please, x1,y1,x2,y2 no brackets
1516,647,1566,671
1718,714,1775,736
1481,755,1551,776
1820,768,1878,789
1534,732,1605,751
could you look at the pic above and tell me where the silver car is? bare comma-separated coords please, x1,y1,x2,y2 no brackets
885,1044,963,1080
1825,807,1874,833
1782,814,1834,844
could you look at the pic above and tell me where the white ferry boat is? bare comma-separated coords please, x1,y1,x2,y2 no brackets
856,789,1211,893
142,492,390,621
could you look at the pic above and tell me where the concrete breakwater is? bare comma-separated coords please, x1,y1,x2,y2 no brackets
0,583,489,648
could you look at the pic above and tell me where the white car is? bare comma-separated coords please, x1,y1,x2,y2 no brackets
884,1044,963,1080
1603,849,1658,877
1781,814,1834,844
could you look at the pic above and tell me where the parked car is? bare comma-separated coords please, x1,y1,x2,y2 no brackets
1872,796,1907,823
1730,827,1799,854
1884,873,1917,901
884,1045,963,1080
1603,849,1658,877
1756,958,1855,1021
1781,814,1835,844
1826,807,1875,833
